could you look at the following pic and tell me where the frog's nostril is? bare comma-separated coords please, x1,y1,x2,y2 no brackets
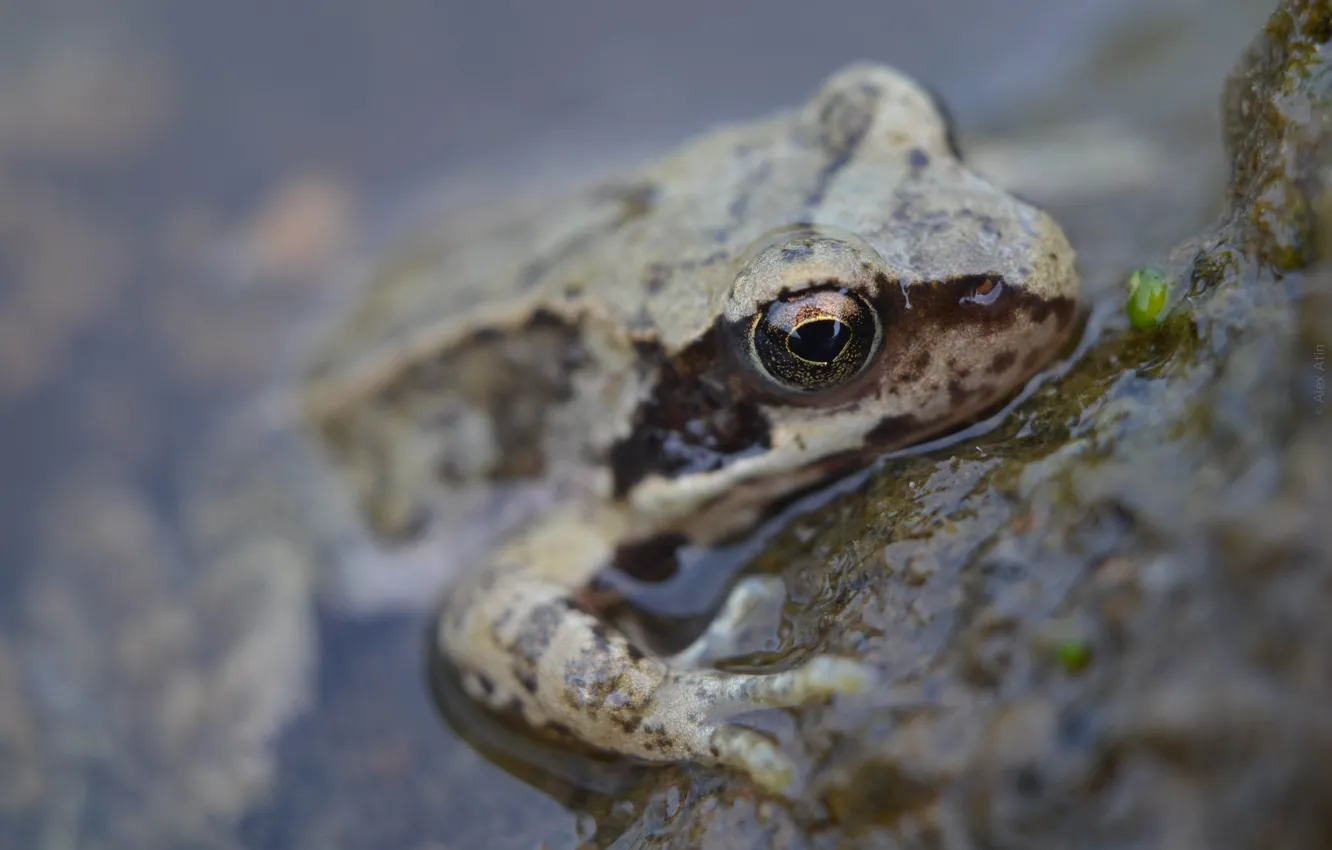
960,277,1005,306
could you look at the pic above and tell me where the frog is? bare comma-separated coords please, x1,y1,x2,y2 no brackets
301,62,1080,795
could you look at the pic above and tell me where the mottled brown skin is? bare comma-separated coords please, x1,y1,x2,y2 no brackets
303,63,1080,793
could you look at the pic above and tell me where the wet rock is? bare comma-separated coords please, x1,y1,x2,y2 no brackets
621,1,1332,846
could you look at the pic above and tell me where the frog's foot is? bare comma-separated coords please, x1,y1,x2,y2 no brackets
439,568,873,795
651,655,875,793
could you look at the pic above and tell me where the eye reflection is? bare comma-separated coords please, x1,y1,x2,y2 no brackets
788,317,848,363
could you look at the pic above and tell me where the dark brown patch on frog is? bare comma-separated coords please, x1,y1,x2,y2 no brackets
612,532,685,582
646,725,676,754
474,673,495,697
864,276,1067,419
516,671,539,695
546,721,573,738
1032,291,1079,329
878,274,1077,339
563,655,653,728
805,81,880,207
608,336,771,498
859,274,1075,442
911,350,931,374
990,349,1018,375
615,713,644,735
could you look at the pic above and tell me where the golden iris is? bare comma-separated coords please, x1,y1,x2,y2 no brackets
748,287,880,392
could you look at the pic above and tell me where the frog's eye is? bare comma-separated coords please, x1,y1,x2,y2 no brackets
746,287,882,393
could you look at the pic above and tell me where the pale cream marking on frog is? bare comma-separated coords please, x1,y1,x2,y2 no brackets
306,63,1080,794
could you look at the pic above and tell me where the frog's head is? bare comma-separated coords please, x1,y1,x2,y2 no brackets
612,66,1079,544
624,218,1078,544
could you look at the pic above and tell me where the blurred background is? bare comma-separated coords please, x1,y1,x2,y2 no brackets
0,1,1282,848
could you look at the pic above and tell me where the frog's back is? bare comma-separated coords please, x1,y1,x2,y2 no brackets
301,139,763,413
302,63,973,419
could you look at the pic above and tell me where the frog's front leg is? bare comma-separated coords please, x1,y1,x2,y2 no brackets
437,517,871,794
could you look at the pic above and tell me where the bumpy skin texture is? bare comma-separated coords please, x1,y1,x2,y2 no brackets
303,64,1080,792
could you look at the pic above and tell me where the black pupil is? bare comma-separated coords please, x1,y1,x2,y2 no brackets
789,318,848,364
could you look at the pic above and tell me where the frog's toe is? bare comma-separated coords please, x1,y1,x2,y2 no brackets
739,654,878,707
709,724,798,796
662,653,874,716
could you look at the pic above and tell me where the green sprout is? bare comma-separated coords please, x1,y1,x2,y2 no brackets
1054,640,1092,674
1126,267,1170,331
